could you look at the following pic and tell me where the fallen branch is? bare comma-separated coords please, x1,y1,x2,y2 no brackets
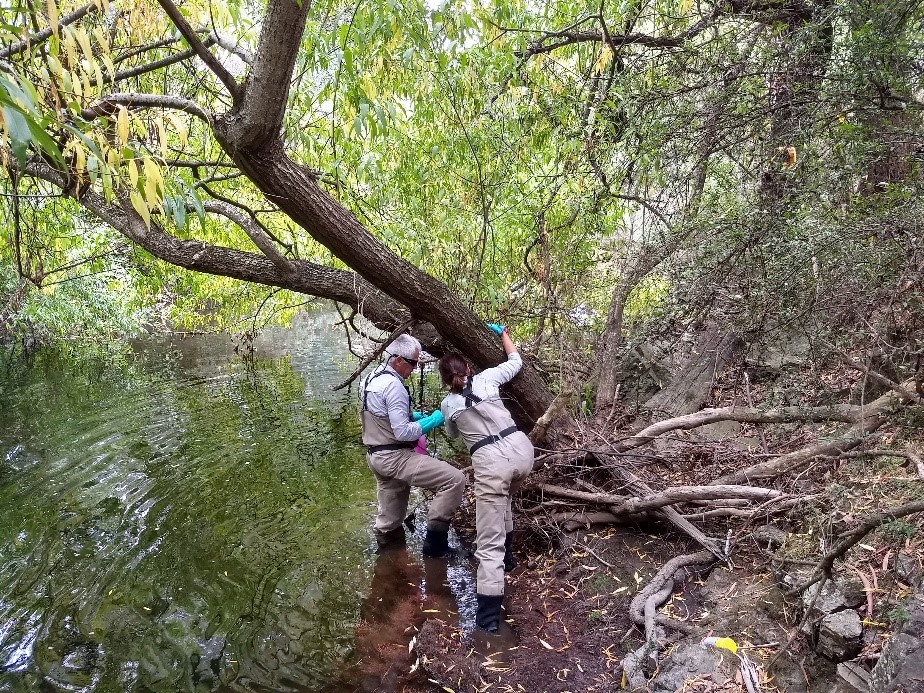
535,482,783,515
612,404,861,453
536,483,625,505
545,459,726,557
711,380,918,485
611,485,783,515
683,496,814,521
330,319,414,391
787,499,924,594
575,541,615,568
550,511,635,530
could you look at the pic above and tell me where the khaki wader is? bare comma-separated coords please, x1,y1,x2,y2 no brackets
454,395,534,596
361,379,465,536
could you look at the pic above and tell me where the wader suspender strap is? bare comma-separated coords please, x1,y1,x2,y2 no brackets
470,426,519,454
460,382,518,454
363,367,415,454
461,383,481,408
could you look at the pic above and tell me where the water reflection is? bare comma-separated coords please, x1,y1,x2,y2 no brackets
0,311,470,692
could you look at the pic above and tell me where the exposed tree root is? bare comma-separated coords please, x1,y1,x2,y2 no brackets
621,550,716,687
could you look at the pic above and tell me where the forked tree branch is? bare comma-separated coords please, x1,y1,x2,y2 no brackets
201,201,294,275
222,0,312,149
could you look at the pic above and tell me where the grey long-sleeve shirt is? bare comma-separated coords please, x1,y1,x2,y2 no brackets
360,364,423,441
440,352,522,438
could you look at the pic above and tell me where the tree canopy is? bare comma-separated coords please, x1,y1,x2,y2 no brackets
1,0,921,420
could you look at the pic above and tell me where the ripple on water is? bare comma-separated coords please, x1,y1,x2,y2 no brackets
0,312,478,691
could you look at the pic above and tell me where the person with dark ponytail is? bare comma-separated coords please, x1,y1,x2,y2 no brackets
437,324,534,633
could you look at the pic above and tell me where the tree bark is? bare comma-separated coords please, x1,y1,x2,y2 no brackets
642,326,743,418
212,132,556,423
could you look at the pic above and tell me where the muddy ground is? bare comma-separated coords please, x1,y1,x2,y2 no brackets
335,445,923,693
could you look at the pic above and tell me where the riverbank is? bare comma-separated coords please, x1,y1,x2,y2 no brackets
372,443,924,693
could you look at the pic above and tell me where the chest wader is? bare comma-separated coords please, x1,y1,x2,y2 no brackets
361,368,463,558
361,369,415,551
454,384,533,633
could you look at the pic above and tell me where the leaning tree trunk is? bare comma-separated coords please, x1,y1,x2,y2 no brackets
642,326,743,419
215,140,556,421
147,0,561,426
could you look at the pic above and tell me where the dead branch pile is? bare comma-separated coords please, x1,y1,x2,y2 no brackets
518,376,923,686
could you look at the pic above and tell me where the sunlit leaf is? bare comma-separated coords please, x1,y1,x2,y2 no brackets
46,0,59,35
115,107,129,146
128,158,139,188
130,189,151,228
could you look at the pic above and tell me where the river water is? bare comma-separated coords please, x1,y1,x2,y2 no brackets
0,310,471,692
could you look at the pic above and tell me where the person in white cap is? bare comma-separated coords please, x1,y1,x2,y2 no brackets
359,333,466,555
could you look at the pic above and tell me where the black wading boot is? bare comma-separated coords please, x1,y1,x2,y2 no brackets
475,594,504,633
374,526,406,553
422,521,452,558
503,534,516,572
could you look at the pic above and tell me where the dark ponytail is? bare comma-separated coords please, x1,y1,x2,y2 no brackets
438,352,469,393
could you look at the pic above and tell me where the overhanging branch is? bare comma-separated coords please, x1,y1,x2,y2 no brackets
156,0,241,99
0,3,100,59
81,93,211,123
19,160,407,331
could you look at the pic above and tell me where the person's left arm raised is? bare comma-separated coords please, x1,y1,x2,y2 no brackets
480,324,522,387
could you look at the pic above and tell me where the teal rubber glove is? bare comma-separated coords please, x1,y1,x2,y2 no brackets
412,411,424,421
486,323,504,336
417,410,445,434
